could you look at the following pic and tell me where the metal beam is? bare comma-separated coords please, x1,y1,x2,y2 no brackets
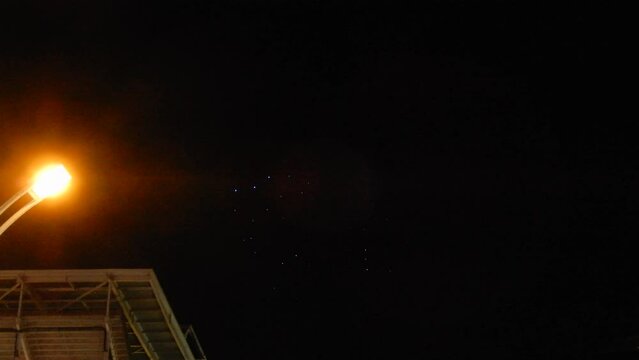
149,272,195,360
15,280,31,360
109,279,159,360
21,283,45,312
0,282,19,303
104,282,118,360
184,325,207,360
18,333,32,360
0,269,153,284
57,281,107,312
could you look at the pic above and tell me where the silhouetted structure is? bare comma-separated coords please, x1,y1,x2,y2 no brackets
0,269,206,360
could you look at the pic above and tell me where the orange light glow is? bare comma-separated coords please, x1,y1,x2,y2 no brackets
31,164,72,200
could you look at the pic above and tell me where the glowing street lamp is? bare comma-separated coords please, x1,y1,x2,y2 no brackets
0,164,72,236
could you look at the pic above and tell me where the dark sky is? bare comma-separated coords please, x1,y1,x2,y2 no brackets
0,1,630,359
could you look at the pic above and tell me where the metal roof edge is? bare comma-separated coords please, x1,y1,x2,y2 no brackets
0,269,154,282
149,270,196,360
0,268,197,360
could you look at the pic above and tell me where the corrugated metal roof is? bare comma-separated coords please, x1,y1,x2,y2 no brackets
0,269,204,360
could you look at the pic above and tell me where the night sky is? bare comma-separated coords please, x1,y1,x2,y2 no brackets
0,2,629,359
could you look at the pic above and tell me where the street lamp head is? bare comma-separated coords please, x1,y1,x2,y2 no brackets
30,164,72,200
0,163,73,236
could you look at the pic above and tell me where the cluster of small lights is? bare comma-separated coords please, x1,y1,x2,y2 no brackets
364,248,368,271
229,173,391,281
231,174,305,270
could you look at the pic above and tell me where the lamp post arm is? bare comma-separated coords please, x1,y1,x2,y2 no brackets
0,186,31,217
0,197,42,236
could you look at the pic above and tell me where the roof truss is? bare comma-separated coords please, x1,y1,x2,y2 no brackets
0,269,199,360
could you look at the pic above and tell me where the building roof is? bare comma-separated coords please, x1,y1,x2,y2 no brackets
0,269,204,360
